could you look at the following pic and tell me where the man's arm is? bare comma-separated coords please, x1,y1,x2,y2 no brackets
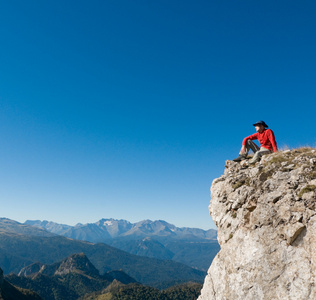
268,130,278,152
242,133,259,146
240,133,258,154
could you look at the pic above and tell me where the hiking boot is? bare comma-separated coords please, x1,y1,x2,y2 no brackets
233,154,247,162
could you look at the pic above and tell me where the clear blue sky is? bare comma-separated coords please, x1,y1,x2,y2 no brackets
0,1,315,229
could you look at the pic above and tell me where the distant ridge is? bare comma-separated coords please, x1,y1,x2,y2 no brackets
25,218,219,272
0,218,55,237
18,253,101,278
0,218,206,288
25,218,217,242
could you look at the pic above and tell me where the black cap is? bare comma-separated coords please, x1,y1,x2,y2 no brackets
253,120,268,128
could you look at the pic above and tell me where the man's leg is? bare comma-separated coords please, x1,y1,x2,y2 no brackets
249,147,272,164
245,140,260,154
233,140,260,162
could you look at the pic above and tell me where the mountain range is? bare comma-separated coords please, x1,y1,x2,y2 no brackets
6,253,136,300
25,219,217,242
25,218,219,271
5,253,202,300
0,218,205,288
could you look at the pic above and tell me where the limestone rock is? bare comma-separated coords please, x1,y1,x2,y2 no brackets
198,148,316,300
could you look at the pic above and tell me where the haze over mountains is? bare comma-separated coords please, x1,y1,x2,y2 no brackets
0,217,220,299
0,218,205,288
25,218,217,242
25,218,219,271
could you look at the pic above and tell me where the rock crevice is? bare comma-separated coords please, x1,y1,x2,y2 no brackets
198,148,316,300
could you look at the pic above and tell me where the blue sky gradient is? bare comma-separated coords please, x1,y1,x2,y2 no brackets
1,0,316,229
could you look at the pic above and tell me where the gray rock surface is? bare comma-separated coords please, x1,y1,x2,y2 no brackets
198,148,316,300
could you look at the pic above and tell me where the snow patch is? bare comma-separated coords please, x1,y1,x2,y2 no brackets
103,220,113,226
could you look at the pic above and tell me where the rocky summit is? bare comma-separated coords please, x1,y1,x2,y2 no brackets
198,148,316,300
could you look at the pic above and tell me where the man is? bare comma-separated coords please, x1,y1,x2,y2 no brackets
233,120,278,164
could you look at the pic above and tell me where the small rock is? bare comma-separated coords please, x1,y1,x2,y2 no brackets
283,222,306,245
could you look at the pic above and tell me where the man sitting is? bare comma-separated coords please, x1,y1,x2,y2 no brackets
233,120,278,164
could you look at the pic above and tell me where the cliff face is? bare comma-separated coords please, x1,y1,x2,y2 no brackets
198,148,316,300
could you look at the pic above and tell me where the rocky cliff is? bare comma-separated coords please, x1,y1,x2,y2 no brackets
198,148,316,300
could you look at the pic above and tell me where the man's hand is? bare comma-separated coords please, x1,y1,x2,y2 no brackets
240,145,246,154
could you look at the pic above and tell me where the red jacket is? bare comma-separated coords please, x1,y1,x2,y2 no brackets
242,129,278,152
